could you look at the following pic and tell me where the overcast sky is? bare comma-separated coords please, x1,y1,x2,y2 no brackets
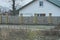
0,0,32,8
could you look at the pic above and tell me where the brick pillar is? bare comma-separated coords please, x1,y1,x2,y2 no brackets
6,14,8,24
19,14,23,24
48,13,52,24
33,14,37,24
0,15,2,24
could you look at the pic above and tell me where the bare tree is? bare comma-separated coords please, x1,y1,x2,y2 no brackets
8,0,24,15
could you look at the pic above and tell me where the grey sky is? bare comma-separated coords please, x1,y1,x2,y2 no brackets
0,0,32,8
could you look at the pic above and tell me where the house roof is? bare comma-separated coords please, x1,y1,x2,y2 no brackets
47,0,60,7
17,0,36,11
18,0,60,11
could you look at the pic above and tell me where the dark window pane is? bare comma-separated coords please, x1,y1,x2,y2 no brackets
40,1,43,6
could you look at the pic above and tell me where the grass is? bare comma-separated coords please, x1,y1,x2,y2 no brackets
0,25,55,30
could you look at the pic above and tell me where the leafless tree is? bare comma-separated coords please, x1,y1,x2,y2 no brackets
8,0,24,15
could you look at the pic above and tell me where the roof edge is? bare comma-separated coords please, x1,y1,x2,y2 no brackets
17,0,36,11
47,0,60,8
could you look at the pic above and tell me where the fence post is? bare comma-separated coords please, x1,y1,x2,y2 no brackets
48,13,52,24
6,14,8,24
0,15,2,24
33,14,37,24
19,14,23,24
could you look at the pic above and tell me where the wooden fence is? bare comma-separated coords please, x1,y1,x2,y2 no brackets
0,14,60,25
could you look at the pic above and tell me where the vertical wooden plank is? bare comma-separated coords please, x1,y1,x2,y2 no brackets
48,13,52,24
19,14,23,24
6,14,8,24
33,14,37,24
0,15,2,24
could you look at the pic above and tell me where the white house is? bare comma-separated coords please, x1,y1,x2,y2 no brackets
19,0,60,16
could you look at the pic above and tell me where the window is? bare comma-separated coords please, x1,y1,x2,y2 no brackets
40,14,46,16
39,1,43,6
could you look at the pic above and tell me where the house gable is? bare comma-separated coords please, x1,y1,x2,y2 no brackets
17,0,36,11
19,0,60,11
19,0,60,16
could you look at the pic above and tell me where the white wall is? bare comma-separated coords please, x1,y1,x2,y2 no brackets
19,0,60,16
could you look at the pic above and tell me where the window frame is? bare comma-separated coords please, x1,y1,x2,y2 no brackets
39,1,43,6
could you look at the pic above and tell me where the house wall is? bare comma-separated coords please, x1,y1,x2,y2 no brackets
19,0,60,16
